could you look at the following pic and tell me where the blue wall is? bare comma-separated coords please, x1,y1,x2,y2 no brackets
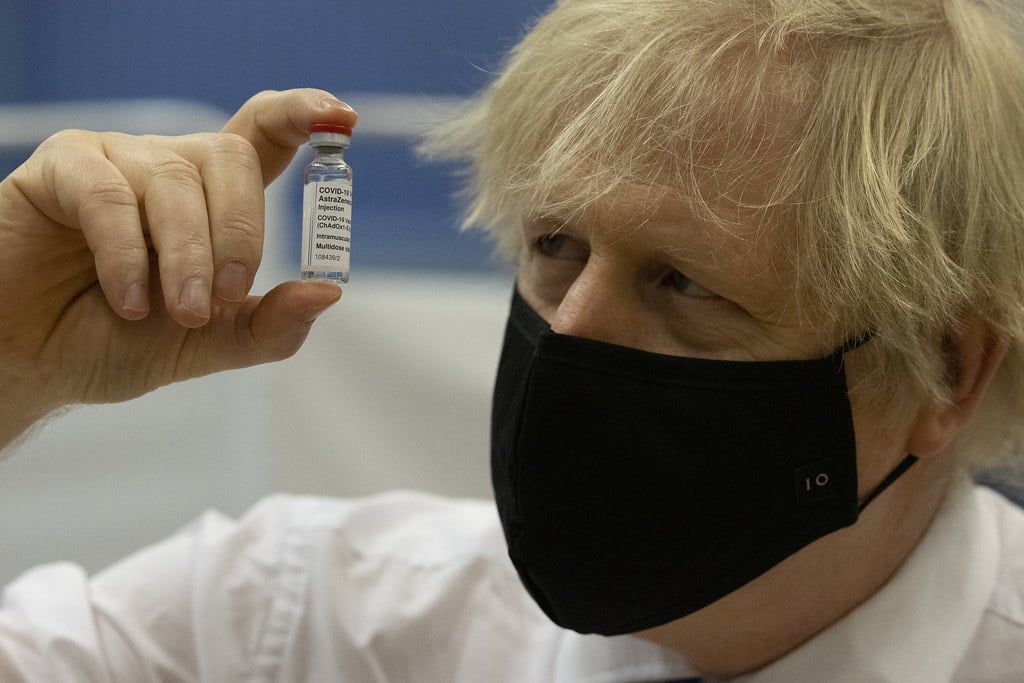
1,1,555,270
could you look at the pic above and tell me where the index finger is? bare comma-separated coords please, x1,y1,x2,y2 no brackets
220,89,358,185
12,130,151,320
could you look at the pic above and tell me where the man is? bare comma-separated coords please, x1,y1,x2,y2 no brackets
1,1,1022,680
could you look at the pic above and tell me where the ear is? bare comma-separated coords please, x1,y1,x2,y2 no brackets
905,321,1009,458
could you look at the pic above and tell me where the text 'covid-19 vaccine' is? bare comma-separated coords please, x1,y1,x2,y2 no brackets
301,123,353,283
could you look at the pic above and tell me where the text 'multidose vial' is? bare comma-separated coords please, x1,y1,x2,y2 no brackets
301,123,353,283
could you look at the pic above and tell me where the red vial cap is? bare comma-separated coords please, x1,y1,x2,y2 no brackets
310,122,353,137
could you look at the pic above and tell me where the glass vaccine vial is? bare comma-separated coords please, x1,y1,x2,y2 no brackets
301,123,353,282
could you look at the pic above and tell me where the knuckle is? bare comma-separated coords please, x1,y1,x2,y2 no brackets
234,90,281,120
151,229,212,275
81,179,137,211
149,157,203,189
29,130,96,170
209,133,261,170
217,208,263,243
39,128,90,149
169,231,212,260
250,89,282,105
41,129,130,157
93,239,149,271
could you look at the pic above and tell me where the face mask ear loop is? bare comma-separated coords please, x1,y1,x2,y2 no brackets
856,454,920,513
838,329,915,514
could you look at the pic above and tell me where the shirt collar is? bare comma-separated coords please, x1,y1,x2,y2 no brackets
552,631,697,682
735,475,1000,683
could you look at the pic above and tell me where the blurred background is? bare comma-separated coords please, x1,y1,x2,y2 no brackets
0,1,554,584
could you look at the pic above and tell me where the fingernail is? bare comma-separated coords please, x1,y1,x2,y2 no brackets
214,261,250,303
179,278,210,319
320,96,355,113
122,282,148,316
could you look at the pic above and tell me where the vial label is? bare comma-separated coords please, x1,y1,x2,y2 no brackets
301,178,352,276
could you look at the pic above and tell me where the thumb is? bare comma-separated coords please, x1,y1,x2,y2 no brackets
181,280,342,379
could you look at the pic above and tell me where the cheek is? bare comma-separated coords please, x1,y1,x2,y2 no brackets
515,270,559,323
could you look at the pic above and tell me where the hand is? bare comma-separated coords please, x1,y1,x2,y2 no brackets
0,88,358,447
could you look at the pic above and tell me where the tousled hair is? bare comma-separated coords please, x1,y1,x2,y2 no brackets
423,0,1024,467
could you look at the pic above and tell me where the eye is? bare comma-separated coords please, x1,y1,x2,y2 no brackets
660,268,718,299
534,233,589,262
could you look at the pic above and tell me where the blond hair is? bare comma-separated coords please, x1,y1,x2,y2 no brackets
423,0,1024,466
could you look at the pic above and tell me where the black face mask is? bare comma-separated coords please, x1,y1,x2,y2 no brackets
491,288,917,636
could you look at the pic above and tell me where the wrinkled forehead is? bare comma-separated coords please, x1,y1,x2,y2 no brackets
489,82,807,220
532,181,782,259
479,12,814,254
495,106,809,327
469,1,853,329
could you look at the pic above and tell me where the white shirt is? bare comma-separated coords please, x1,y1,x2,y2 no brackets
0,477,1020,682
